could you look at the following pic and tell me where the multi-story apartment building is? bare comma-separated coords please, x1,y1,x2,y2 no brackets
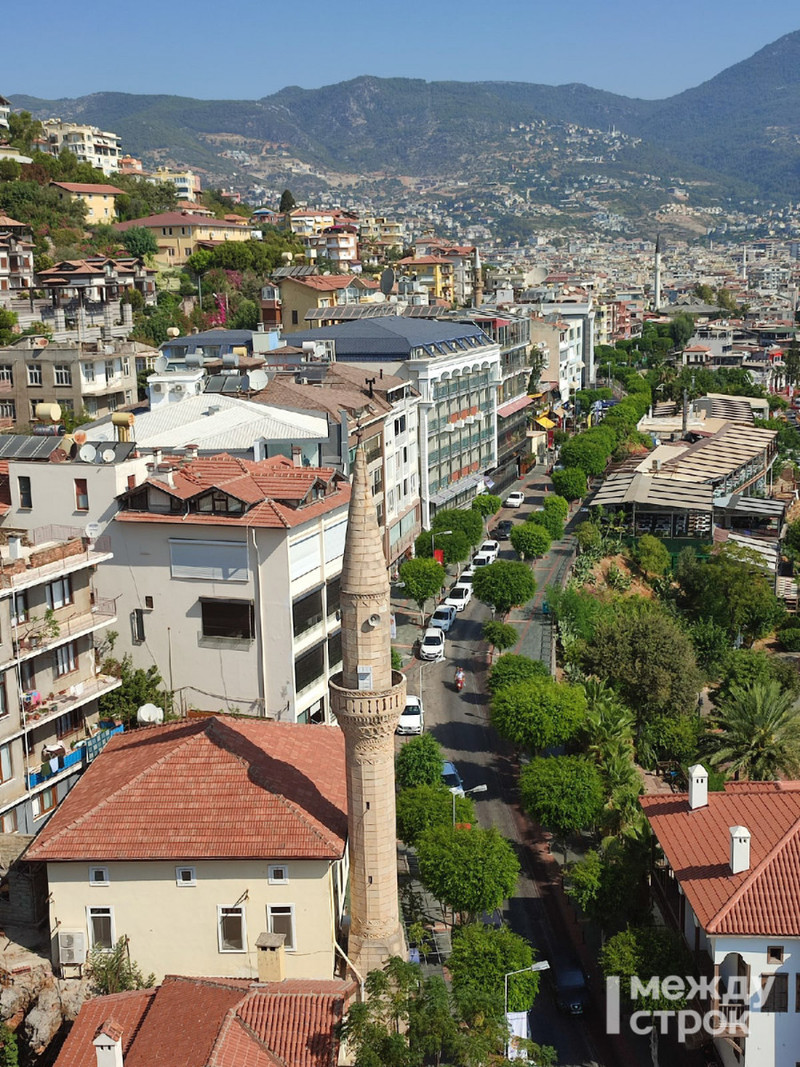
397,255,455,304
290,317,501,526
151,166,201,202
359,216,406,266
37,254,157,309
0,219,34,302
113,212,251,268
314,225,359,269
0,337,153,426
278,274,377,332
529,315,584,405
50,182,124,222
0,523,121,835
41,120,122,175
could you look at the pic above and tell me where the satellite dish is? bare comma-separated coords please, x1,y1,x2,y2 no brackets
136,702,164,725
85,522,101,541
101,448,116,464
74,431,88,446
154,354,168,374
248,369,268,391
78,444,97,464
379,268,395,297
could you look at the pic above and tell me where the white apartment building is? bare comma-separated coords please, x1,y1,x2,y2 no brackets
41,120,122,175
529,315,584,404
151,166,201,201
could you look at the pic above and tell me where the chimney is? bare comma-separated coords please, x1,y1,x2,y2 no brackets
7,535,22,561
184,443,199,460
255,932,285,982
291,445,303,468
152,448,162,465
687,764,708,810
729,826,751,875
93,1019,123,1067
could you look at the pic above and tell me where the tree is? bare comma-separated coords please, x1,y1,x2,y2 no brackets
510,521,551,561
559,436,609,477
703,679,800,780
279,189,297,213
396,785,476,846
669,313,695,349
433,506,484,548
398,557,445,624
448,922,542,1016
471,493,502,520
98,655,171,726
564,840,649,933
0,1023,18,1067
395,733,443,789
416,825,520,924
7,110,42,153
0,309,18,347
538,508,565,541
337,958,422,1067
488,653,549,694
543,494,569,521
491,678,587,751
87,937,155,995
472,560,536,617
634,534,671,577
414,527,470,566
120,227,158,258
551,467,587,501
785,339,800,388
482,621,518,658
600,925,693,1012
574,520,602,553
520,756,605,836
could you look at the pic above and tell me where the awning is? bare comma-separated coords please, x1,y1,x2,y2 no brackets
536,416,556,430
497,395,533,419
528,392,544,399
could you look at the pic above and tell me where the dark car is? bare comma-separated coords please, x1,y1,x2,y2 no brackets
550,961,589,1015
492,519,513,541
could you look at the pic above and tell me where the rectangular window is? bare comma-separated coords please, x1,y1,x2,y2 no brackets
11,591,27,626
268,865,288,885
291,310,299,325
175,866,196,887
795,973,800,1012
0,366,12,383
200,600,254,640
268,904,295,950
54,365,72,386
122,358,130,376
20,660,35,692
761,973,788,1012
82,362,95,383
0,401,15,420
55,642,77,677
105,360,114,381
292,589,323,638
169,539,248,582
27,364,42,386
294,643,325,693
46,575,73,609
131,608,145,644
327,631,342,670
89,866,109,886
74,478,89,511
0,809,17,833
18,476,32,509
0,743,12,783
218,906,245,952
56,706,83,739
394,415,406,435
326,576,341,617
768,946,785,964
32,785,57,819
87,906,114,950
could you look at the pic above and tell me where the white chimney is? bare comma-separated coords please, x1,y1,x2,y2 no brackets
93,1020,123,1067
729,826,751,875
687,764,708,810
7,535,22,560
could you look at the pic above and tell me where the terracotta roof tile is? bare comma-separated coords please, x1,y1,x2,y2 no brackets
51,182,125,195
641,780,800,936
55,989,156,1067
26,718,347,863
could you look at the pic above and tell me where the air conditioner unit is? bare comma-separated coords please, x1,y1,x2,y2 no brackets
173,384,184,393
58,930,87,966
151,384,163,393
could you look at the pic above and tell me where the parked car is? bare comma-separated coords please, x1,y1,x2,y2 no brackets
444,583,473,612
491,519,513,540
479,539,500,562
504,491,525,508
471,551,493,569
549,960,590,1015
419,627,446,661
442,760,465,796
430,603,457,632
396,695,424,735
458,567,475,586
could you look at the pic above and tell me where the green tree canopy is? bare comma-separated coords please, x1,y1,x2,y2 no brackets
634,533,671,577
491,678,587,751
0,309,18,347
520,756,605,836
471,493,502,519
599,926,694,1013
482,621,518,657
565,840,649,933
98,655,171,726
510,521,552,561
120,226,159,258
448,923,542,1015
551,467,587,501
416,825,520,924
472,560,536,617
432,506,484,548
279,189,297,213
703,679,800,780
87,937,155,995
574,520,603,553
414,528,470,565
398,558,445,623
559,436,610,477
396,785,476,846
543,494,569,521
488,653,549,694
395,733,444,789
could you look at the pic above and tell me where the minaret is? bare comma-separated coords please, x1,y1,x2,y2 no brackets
329,446,407,976
472,246,484,308
653,234,662,312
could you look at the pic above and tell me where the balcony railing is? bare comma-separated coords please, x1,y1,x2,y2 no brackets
22,672,123,733
26,722,124,788
8,601,117,666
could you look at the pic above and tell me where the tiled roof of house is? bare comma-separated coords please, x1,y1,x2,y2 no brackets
26,717,347,863
56,976,351,1067
641,780,800,936
282,274,361,291
51,182,125,196
113,212,247,231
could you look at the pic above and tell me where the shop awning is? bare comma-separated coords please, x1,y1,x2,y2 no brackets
497,395,534,419
528,392,544,399
535,416,556,430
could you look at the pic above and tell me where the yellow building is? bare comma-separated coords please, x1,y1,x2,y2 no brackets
50,181,125,221
113,210,252,267
278,274,378,331
397,254,455,303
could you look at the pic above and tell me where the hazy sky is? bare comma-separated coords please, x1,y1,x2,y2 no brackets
5,0,799,102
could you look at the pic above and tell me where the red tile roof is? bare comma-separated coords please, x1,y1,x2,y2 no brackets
51,182,125,196
56,977,351,1067
113,212,247,231
641,780,800,936
283,274,360,291
26,717,347,863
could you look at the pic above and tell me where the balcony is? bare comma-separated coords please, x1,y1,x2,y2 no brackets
21,673,123,736
26,722,124,789
6,599,117,669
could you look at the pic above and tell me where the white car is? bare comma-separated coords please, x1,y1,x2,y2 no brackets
419,627,446,661
430,604,457,632
459,567,475,586
396,695,424,735
504,491,525,508
472,552,493,569
479,539,500,562
445,583,473,612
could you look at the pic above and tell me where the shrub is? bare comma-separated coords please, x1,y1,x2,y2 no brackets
551,467,587,501
395,734,443,789
779,628,800,652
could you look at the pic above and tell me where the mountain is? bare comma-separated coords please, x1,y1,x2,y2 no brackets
9,30,800,226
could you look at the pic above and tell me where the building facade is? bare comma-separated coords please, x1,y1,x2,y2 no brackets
113,212,251,268
41,120,122,175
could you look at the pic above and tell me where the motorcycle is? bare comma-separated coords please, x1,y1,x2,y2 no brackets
454,668,465,692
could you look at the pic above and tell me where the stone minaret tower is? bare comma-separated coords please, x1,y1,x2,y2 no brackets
329,446,407,976
653,233,662,312
472,246,484,308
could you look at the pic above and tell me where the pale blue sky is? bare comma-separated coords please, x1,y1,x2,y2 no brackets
5,0,799,102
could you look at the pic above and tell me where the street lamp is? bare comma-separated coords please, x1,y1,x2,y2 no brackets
504,961,550,1058
431,528,453,557
453,783,487,826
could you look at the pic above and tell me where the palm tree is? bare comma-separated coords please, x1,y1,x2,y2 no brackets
704,679,800,780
